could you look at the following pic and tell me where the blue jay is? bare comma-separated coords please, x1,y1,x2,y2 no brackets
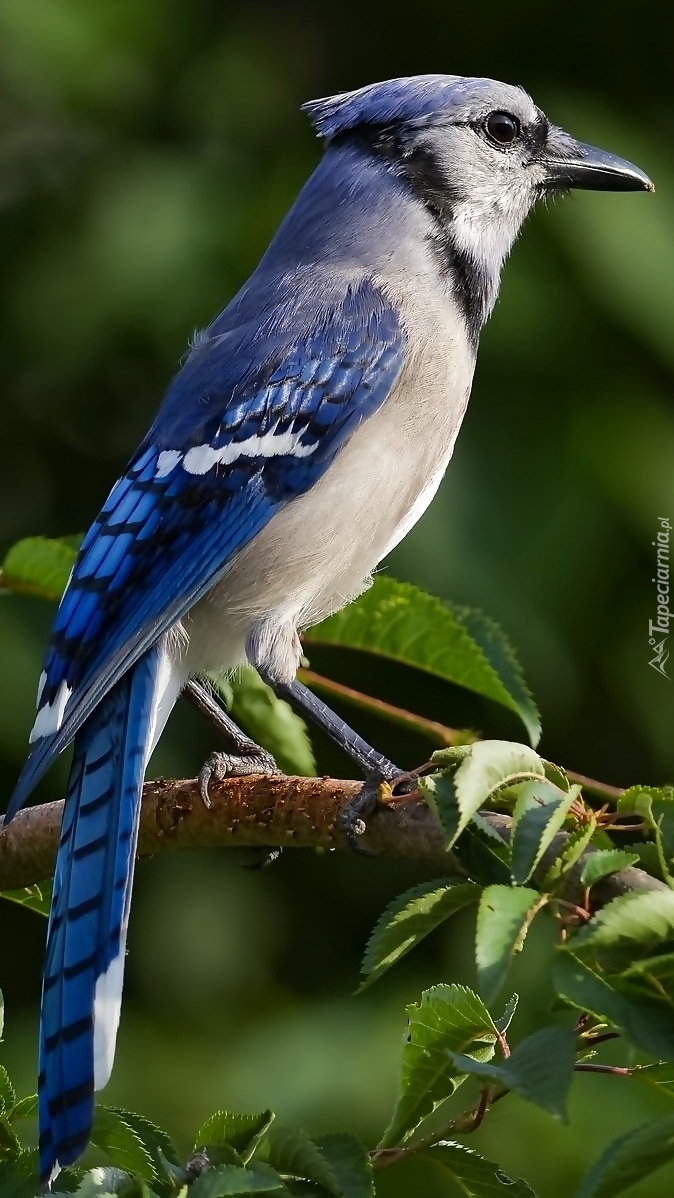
5,74,651,1184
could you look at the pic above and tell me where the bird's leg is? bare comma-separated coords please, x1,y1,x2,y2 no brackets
184,679,280,808
254,670,407,853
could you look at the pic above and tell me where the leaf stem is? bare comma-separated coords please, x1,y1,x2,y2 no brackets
564,771,625,803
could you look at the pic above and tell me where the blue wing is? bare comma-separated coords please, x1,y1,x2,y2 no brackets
8,276,404,815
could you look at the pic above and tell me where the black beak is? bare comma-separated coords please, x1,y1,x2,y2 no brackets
544,139,654,193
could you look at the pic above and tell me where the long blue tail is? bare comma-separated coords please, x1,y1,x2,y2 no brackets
38,647,163,1185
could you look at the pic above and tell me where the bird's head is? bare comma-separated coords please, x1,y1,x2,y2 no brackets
303,75,652,333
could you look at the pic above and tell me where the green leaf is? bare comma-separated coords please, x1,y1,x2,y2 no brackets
107,1107,180,1178
91,1107,156,1181
0,1150,40,1198
451,1024,576,1121
510,782,580,884
541,820,598,888
305,577,540,745
74,1173,154,1198
0,1066,16,1117
0,536,80,602
618,786,674,882
379,984,497,1149
359,880,480,990
421,741,545,850
425,1141,537,1197
476,886,546,1003
188,1162,287,1197
494,994,519,1034
194,1111,274,1164
209,669,315,776
312,1134,374,1198
576,1112,674,1198
0,1114,20,1154
8,1094,37,1123
449,605,541,747
0,882,52,918
580,851,641,890
633,1062,674,1100
553,952,674,1059
573,887,674,954
266,1125,340,1195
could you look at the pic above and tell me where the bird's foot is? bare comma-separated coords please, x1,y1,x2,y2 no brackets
198,746,281,809
336,767,421,855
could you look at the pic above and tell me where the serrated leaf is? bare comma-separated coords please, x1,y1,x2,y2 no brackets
0,882,51,918
448,606,541,746
633,1062,674,1100
494,994,519,1035
0,1114,20,1154
91,1108,156,1181
0,536,80,602
311,1135,374,1198
580,851,641,890
421,741,545,851
194,1111,274,1164
8,1094,37,1123
0,1066,16,1116
542,761,569,791
379,984,497,1149
576,1112,674,1198
450,1024,576,1121
359,880,480,989
266,1126,339,1195
454,827,512,888
425,1141,537,1197
541,820,598,888
107,1107,180,1179
306,577,540,744
187,1162,286,1197
209,669,315,777
553,952,674,1059
510,783,580,884
573,887,674,953
620,840,666,881
619,786,674,882
0,1149,40,1198
476,886,546,1003
75,1174,153,1198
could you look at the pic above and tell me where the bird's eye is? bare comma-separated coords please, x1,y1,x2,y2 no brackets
484,111,520,146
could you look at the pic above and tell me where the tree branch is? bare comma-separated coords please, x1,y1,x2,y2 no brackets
0,774,667,899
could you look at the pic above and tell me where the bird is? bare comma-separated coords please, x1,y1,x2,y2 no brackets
5,73,652,1185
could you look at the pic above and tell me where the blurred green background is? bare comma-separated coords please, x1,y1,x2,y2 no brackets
1,1,673,1194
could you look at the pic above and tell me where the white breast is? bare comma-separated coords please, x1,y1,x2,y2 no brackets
185,267,475,685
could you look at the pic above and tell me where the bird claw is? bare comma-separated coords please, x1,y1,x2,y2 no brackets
336,772,395,855
198,747,280,809
336,766,424,854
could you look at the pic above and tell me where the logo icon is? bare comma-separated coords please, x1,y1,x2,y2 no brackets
649,635,670,679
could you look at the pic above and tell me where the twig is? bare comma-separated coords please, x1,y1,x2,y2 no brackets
0,776,668,898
